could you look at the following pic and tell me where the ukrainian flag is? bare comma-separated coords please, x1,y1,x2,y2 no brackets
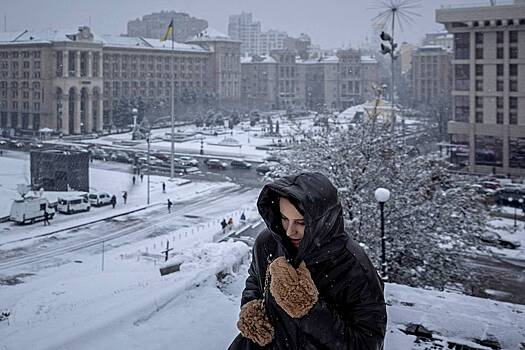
160,19,174,42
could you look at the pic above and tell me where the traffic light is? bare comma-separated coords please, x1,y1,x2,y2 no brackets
380,43,391,55
379,31,396,58
380,31,392,43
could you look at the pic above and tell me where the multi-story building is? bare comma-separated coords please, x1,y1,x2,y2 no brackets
437,0,525,176
241,49,380,111
0,26,241,136
259,30,288,55
228,12,294,56
283,34,311,60
410,46,453,104
240,55,278,110
422,32,454,50
361,55,380,102
127,11,208,43
187,29,241,107
270,50,305,109
228,12,261,56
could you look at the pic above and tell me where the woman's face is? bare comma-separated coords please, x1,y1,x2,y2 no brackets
279,197,305,248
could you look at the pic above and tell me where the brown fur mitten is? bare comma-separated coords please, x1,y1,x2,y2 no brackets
269,257,319,318
237,299,274,346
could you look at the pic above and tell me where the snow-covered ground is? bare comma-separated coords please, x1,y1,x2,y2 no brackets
1,234,524,350
72,114,311,162
1,107,524,349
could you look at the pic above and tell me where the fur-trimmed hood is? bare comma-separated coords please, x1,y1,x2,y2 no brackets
257,172,347,267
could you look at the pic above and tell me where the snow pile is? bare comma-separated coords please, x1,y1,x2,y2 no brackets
0,240,250,350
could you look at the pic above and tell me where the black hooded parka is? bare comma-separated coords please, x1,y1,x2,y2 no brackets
229,172,387,350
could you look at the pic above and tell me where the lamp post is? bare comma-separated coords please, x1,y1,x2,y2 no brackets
518,199,524,228
375,187,391,281
146,130,151,205
508,196,514,227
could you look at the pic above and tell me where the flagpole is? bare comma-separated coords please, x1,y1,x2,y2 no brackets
170,19,175,179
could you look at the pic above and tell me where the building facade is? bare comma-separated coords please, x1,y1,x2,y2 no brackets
228,12,261,56
0,26,241,136
127,11,208,43
410,46,453,104
240,55,278,110
241,49,380,111
437,0,525,176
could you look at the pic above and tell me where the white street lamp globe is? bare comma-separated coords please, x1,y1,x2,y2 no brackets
375,188,391,203
508,197,513,202
132,108,138,114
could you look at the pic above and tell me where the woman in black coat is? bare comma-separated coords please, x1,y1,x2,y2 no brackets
229,172,387,349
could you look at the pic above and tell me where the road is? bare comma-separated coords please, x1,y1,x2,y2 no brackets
463,253,525,304
0,185,260,275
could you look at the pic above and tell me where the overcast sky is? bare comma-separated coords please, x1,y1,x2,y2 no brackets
4,0,486,48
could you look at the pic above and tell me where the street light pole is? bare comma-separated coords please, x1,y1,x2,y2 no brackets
375,188,391,281
147,133,151,205
508,197,514,227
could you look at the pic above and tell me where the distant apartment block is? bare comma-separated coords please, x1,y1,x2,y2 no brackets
127,11,208,42
410,46,453,104
436,0,525,176
241,49,379,111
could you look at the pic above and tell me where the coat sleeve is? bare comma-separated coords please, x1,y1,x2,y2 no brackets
240,247,263,306
298,265,387,349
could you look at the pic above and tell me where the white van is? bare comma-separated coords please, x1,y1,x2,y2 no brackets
10,197,55,224
88,192,112,207
57,195,90,214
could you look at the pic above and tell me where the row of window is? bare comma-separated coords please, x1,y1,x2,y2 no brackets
0,51,41,59
0,112,41,130
0,100,41,111
455,31,521,60
455,95,519,124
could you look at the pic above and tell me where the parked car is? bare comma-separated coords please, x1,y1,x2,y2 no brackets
10,197,55,224
256,162,279,175
206,159,228,170
495,187,525,207
57,195,90,214
90,148,109,161
264,155,282,163
9,140,24,148
88,192,112,207
481,181,501,191
110,152,133,163
152,152,170,161
231,160,252,169
179,156,199,166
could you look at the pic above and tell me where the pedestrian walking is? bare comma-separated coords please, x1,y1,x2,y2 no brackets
162,182,166,193
43,209,50,226
140,174,144,183
132,175,136,185
221,218,227,233
111,194,116,208
167,199,172,213
240,212,246,222
228,172,386,349
122,191,128,204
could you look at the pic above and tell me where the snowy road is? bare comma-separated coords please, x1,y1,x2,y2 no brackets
0,185,260,275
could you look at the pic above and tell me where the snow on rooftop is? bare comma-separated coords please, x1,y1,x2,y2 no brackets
188,27,238,42
241,55,277,64
361,55,378,63
0,28,208,53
